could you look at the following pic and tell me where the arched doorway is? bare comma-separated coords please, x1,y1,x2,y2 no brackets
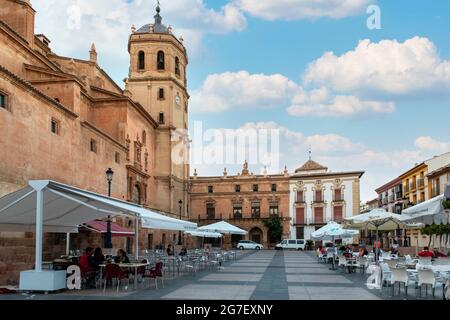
249,227,263,244
231,234,244,248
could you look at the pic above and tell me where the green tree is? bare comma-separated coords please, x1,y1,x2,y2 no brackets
263,216,283,244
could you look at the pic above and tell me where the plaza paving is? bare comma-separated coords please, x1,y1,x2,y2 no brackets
0,250,446,300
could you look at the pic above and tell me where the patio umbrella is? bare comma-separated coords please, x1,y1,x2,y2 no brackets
311,221,359,270
198,221,247,249
184,230,223,248
343,208,422,262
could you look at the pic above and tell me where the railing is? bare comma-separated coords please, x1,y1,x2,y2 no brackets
333,195,344,202
410,182,417,191
388,195,394,202
314,197,324,203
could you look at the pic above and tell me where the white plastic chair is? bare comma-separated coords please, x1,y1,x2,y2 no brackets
389,267,412,296
380,263,392,286
337,256,347,272
417,269,436,297
418,257,432,266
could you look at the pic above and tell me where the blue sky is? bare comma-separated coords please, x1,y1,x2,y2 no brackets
32,0,450,202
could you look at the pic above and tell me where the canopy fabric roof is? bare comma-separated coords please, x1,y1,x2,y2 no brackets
184,230,223,238
141,210,197,231
197,221,247,235
82,220,134,237
343,208,423,231
311,221,359,241
400,194,448,225
0,180,196,233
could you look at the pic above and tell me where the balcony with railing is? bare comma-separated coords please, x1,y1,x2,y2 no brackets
388,195,394,203
410,181,417,191
404,184,410,194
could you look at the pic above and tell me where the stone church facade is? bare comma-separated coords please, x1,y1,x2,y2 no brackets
0,0,189,283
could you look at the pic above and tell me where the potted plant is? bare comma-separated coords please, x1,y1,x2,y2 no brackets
305,240,314,251
443,199,450,211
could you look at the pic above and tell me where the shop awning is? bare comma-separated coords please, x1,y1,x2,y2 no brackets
82,220,135,237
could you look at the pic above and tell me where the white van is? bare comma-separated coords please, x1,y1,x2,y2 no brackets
275,239,305,250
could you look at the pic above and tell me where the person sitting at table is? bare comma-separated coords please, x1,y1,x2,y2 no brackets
343,247,353,258
114,249,130,263
358,247,369,257
91,248,105,270
167,244,174,256
79,247,96,288
391,240,399,255
179,247,187,256
418,247,434,258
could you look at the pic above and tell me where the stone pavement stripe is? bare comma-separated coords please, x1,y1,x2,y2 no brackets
250,250,289,300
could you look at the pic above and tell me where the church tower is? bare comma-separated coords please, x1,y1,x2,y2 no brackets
126,2,189,217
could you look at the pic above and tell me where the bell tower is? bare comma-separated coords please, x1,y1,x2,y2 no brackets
126,2,189,217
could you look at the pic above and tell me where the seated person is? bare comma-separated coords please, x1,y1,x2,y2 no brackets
358,247,369,257
114,249,130,264
317,246,323,257
418,247,434,258
79,247,96,288
91,247,105,270
179,247,187,256
343,247,353,258
167,244,174,256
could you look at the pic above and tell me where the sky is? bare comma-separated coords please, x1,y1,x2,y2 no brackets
32,0,450,202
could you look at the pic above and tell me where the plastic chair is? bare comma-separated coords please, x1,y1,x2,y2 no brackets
337,256,347,272
418,257,432,266
103,264,129,293
417,269,436,297
389,267,411,296
385,259,398,269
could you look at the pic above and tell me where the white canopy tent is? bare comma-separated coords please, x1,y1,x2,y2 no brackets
400,194,448,225
184,230,223,238
0,180,197,291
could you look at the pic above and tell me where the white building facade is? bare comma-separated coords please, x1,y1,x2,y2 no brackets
288,160,364,241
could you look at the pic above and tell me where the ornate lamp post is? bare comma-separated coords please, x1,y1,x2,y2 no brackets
178,200,183,245
104,168,114,249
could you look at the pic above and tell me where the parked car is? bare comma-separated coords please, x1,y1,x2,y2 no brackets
237,240,263,250
275,239,305,250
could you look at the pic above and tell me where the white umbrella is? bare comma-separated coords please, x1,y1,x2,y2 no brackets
311,221,359,270
198,221,247,249
197,221,247,235
311,221,359,241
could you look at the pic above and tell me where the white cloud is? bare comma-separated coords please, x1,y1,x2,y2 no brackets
190,71,299,112
234,0,373,21
415,136,450,154
191,71,395,117
32,0,246,85
287,87,395,117
304,37,450,96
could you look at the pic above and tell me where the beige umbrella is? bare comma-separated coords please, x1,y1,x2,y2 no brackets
343,209,423,262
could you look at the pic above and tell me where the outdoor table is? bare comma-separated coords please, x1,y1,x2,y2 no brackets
99,262,148,290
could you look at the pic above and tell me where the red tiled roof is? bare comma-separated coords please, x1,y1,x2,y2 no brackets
295,160,328,173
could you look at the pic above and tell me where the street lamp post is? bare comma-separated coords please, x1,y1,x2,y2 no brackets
178,200,183,245
104,168,114,249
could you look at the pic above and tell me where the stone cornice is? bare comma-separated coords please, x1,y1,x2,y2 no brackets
0,64,78,119
80,121,127,151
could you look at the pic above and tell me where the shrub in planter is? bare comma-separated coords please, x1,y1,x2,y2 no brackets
305,240,314,251
443,200,450,210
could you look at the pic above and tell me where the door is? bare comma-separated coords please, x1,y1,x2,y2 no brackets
252,234,261,244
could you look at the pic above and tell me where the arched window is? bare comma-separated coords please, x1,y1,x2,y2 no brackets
159,112,164,124
158,88,165,100
175,57,180,75
138,51,145,70
157,51,165,70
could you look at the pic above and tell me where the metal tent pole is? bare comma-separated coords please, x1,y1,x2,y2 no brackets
134,217,139,261
66,232,70,256
35,188,44,272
